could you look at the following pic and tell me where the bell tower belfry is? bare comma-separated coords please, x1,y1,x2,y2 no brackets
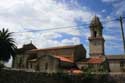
88,16,105,57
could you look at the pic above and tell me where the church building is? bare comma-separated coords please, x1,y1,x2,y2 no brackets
13,16,125,73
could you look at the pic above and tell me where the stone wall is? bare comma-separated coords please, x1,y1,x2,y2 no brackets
0,68,125,83
37,55,60,73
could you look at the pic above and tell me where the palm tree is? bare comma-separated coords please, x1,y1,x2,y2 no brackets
0,28,17,63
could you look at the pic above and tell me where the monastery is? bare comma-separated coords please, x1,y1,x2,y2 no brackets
13,16,125,73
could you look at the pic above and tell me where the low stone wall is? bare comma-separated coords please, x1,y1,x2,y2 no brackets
0,68,125,83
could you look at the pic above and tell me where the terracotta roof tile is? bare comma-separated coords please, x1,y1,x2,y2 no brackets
72,70,82,74
88,58,105,64
54,56,73,63
68,69,82,74
80,58,105,64
106,55,125,59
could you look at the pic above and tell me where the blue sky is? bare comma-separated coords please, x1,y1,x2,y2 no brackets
0,0,125,59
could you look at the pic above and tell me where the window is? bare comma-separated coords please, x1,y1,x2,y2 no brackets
120,61,125,72
36,63,39,71
45,63,48,70
120,61,125,67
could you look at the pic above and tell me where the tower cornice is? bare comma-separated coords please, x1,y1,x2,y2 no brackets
88,36,105,41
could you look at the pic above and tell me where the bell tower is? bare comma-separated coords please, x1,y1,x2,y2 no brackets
88,16,105,57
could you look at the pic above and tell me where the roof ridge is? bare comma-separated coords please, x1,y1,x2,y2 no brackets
28,44,83,52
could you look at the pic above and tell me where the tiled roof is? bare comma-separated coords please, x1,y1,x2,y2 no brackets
28,44,83,52
79,58,105,64
68,69,82,74
54,56,73,63
106,55,125,59
88,58,105,64
27,55,73,63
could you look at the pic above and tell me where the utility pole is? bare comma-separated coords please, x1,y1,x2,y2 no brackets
119,16,125,54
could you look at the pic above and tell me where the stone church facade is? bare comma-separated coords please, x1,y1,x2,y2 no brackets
13,16,125,73
13,44,86,73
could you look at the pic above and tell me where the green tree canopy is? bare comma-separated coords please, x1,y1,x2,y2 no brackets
0,28,17,62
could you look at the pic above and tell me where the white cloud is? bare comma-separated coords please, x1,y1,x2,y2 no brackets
40,32,62,39
102,16,121,33
104,35,117,40
33,36,81,48
102,9,106,13
61,37,80,45
102,0,118,3
104,21,120,29
113,1,125,16
4,56,13,67
0,0,94,48
102,0,125,16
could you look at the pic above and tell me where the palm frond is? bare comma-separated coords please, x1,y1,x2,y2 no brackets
0,28,17,61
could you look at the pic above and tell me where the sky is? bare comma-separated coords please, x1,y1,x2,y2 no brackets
0,0,125,66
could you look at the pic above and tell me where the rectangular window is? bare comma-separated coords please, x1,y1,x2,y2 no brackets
45,63,48,70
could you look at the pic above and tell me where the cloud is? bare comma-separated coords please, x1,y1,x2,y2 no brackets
1,0,124,66
4,56,13,67
0,0,94,48
102,0,125,16
105,40,124,54
101,9,106,13
113,1,125,15
40,32,62,39
104,35,117,40
102,0,118,3
33,36,81,48
61,37,80,45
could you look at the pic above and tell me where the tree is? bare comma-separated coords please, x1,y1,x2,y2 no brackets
81,63,109,83
0,28,17,63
